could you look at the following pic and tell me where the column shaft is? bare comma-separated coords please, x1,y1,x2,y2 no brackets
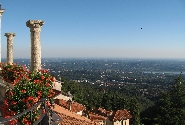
0,7,5,63
4,33,16,64
26,20,44,72
31,28,41,72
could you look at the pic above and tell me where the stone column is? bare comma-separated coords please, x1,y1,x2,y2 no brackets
4,33,16,64
0,4,5,63
26,20,44,72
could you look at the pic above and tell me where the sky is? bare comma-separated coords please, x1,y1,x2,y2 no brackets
0,0,185,59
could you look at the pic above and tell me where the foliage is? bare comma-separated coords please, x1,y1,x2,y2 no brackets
0,63,55,125
143,74,185,125
129,97,141,125
59,76,160,125
0,63,28,85
61,77,143,123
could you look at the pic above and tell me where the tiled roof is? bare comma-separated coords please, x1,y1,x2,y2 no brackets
93,107,113,117
54,99,86,113
92,108,131,121
53,96,131,124
113,109,132,121
97,107,107,114
89,113,107,122
52,104,100,125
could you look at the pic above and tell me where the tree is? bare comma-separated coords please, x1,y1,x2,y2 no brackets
129,97,141,125
155,74,185,125
101,93,112,110
169,74,185,124
156,93,172,125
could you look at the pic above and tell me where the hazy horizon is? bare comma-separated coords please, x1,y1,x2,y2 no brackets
0,0,185,59
2,57,185,61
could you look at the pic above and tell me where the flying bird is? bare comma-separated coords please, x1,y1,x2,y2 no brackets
141,28,142,29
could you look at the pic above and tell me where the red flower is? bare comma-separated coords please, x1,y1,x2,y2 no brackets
21,89,26,93
8,119,18,125
42,109,46,114
34,97,39,103
45,83,50,87
41,75,45,80
4,100,8,106
51,76,55,82
34,79,41,84
10,111,17,115
26,96,34,103
5,115,10,118
46,101,51,107
37,91,42,96
22,98,26,103
0,63,55,124
22,117,31,125
11,101,17,105
6,90,14,97
26,103,31,109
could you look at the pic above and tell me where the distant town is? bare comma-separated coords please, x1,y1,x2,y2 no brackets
4,58,185,99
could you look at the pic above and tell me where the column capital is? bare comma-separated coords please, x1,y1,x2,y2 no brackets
4,33,16,40
0,9,5,18
4,33,16,37
26,20,44,32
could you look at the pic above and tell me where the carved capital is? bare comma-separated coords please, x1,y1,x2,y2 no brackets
0,9,5,18
26,20,44,32
5,33,16,37
4,33,16,40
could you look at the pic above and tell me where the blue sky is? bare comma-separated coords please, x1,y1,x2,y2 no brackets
0,0,185,59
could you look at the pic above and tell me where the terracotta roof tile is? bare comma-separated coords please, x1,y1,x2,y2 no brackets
54,99,68,108
113,109,132,121
54,99,86,113
52,104,100,125
71,101,86,113
89,113,107,121
97,107,107,114
93,107,113,117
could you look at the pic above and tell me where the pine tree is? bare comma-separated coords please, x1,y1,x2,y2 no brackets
101,93,112,110
129,97,141,125
156,74,185,125
169,74,185,124
156,93,172,125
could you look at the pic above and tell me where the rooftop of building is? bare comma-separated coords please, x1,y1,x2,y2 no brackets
52,104,100,125
54,98,86,113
